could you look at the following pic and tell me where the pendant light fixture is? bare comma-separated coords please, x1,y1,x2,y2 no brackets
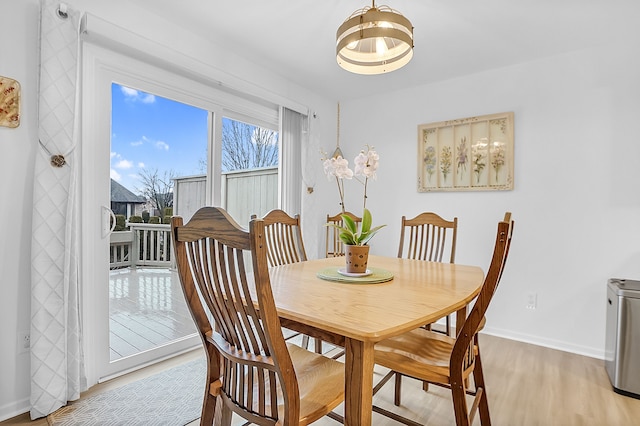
336,1,414,75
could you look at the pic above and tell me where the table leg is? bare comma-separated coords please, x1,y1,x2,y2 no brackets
455,305,468,337
344,338,374,426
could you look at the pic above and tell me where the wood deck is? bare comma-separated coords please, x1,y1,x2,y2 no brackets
109,267,196,361
109,267,332,361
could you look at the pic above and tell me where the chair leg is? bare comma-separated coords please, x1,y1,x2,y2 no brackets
473,344,491,425
201,392,216,425
314,337,323,354
451,381,470,426
394,372,402,406
213,394,233,426
203,347,221,425
446,315,452,336
220,405,233,426
301,334,310,350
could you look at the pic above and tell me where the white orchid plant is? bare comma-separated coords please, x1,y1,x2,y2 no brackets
322,146,386,246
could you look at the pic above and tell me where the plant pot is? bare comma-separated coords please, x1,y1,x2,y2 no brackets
345,245,370,274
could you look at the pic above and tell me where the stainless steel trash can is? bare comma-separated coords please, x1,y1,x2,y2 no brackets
605,278,640,399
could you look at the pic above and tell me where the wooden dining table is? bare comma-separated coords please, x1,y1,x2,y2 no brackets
267,255,485,426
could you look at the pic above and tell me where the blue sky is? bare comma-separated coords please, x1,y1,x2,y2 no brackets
110,83,208,194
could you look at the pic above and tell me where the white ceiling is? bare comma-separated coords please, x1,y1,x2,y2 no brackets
124,0,635,101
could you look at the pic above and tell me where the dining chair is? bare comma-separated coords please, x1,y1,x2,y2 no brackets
252,209,307,266
397,212,458,263
325,211,361,258
172,207,345,425
373,212,514,426
398,212,458,336
252,209,322,354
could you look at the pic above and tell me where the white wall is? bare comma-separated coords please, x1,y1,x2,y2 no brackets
0,0,335,420
0,0,40,419
336,42,640,358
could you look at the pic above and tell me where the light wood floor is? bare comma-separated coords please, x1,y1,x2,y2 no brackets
4,333,640,425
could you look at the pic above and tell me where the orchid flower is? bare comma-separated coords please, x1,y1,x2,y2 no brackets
321,146,385,245
353,146,379,210
322,155,353,212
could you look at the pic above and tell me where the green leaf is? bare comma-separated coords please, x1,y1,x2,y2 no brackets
339,232,356,245
325,223,344,231
360,224,386,245
361,208,372,234
341,214,358,234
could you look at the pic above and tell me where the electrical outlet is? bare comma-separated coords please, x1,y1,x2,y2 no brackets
526,292,537,310
17,331,30,354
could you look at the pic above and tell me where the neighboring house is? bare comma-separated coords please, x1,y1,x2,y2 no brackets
110,179,146,219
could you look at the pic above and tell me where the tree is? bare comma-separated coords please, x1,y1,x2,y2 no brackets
222,118,278,172
137,168,175,219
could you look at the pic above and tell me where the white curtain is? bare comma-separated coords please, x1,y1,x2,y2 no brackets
30,0,86,419
280,107,306,215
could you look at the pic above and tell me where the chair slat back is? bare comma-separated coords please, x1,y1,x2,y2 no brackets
325,211,362,258
451,213,514,379
172,207,298,424
397,212,458,263
253,209,307,267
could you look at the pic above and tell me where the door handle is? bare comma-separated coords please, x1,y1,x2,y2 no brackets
102,205,116,239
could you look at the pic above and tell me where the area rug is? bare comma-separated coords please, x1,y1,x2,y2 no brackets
47,357,206,426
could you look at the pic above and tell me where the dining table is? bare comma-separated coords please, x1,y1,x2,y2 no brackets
266,254,485,426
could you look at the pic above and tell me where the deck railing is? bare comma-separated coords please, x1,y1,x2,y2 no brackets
111,167,278,269
110,223,172,269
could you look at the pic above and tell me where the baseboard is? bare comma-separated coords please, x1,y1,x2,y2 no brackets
481,326,605,360
0,396,30,423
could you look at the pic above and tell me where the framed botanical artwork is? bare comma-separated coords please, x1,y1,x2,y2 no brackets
418,112,514,192
0,76,20,128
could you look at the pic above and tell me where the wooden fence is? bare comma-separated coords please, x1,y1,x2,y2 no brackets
173,167,278,225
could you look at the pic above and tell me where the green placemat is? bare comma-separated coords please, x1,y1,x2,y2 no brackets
317,266,394,284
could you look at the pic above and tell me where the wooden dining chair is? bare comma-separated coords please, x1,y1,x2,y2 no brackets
171,207,345,425
325,211,361,258
398,212,458,336
252,209,307,267
397,212,458,263
373,212,514,426
252,209,321,354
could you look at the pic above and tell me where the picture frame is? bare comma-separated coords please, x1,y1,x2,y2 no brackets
0,76,21,128
417,111,514,192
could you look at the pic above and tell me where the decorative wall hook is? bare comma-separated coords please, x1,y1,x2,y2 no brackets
57,3,69,19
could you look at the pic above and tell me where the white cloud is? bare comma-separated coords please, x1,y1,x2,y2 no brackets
156,141,169,151
138,162,145,168
120,86,156,104
121,86,138,97
131,136,151,147
110,169,121,180
115,159,134,169
110,152,117,158
141,93,156,103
